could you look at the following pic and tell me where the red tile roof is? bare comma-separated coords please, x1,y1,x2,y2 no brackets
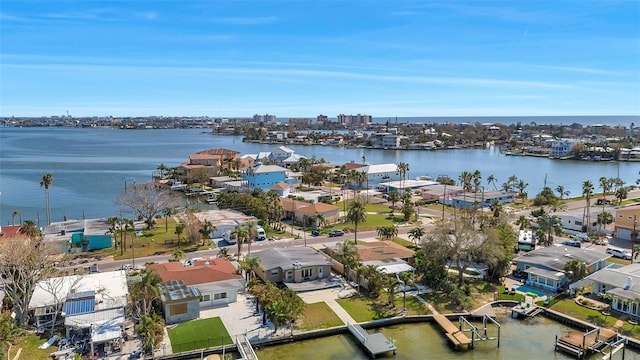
190,148,240,159
0,225,23,238
270,182,290,190
147,258,242,286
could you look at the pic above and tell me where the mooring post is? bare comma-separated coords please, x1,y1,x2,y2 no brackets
497,325,500,347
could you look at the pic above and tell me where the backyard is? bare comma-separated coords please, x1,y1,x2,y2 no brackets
167,317,233,353
296,302,343,331
336,294,430,322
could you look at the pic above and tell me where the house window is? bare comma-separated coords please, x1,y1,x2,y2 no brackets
214,292,227,300
201,294,211,302
270,269,279,276
575,221,582,226
302,268,312,278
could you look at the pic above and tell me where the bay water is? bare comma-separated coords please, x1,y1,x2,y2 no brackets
0,127,638,225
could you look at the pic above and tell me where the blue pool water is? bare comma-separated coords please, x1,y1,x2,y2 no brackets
515,286,547,297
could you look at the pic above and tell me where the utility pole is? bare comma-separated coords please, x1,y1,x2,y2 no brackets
633,215,638,264
442,183,447,219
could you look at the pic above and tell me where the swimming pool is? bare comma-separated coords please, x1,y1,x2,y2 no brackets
515,285,547,297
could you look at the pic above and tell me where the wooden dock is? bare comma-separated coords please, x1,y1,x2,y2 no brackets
347,322,397,358
432,314,471,348
510,303,542,318
555,327,619,359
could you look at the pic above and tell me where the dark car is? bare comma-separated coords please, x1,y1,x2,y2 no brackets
311,229,320,236
561,240,581,248
128,350,143,359
328,230,344,237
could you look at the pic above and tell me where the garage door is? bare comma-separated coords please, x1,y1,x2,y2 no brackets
616,228,632,240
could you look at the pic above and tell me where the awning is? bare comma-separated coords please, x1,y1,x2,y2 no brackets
65,308,125,329
92,322,121,343
377,263,416,275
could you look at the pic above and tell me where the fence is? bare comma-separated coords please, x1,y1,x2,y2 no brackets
169,335,234,354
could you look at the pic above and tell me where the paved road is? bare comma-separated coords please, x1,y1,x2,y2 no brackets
60,188,640,273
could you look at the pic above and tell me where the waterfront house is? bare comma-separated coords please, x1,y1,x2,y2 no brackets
158,280,201,324
580,263,640,317
359,163,402,187
29,271,128,356
190,209,259,240
420,184,464,202
244,163,288,190
513,246,610,292
68,219,113,252
613,205,640,241
550,139,580,158
448,191,516,208
179,148,240,179
148,258,244,309
253,247,333,291
269,146,296,166
355,241,415,275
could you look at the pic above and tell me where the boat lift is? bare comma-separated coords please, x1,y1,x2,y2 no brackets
458,314,501,349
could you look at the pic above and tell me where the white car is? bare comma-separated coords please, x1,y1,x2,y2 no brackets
606,247,632,260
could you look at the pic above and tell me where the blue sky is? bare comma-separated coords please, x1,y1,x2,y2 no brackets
1,1,639,117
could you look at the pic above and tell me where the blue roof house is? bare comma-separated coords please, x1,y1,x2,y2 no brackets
245,163,288,190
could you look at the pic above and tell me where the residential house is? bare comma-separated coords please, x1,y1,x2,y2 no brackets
279,198,313,224
550,139,580,158
295,202,341,226
158,280,201,325
360,163,402,187
355,241,415,275
269,146,296,166
189,209,259,240
147,258,245,309
517,229,536,252
68,219,113,252
282,153,307,168
0,225,23,239
581,263,640,317
179,148,240,179
614,205,640,241
448,191,516,208
253,248,333,290
556,208,600,234
244,163,288,190
513,246,610,292
29,271,128,356
420,184,464,202
270,182,291,197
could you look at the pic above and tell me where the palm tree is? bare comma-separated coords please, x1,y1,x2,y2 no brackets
489,199,503,217
398,271,416,311
136,313,164,354
487,174,498,191
131,270,163,316
40,173,53,225
346,199,367,244
597,211,614,234
19,219,40,239
336,241,358,281
377,225,398,241
458,171,473,192
244,256,261,282
582,180,594,232
106,216,120,249
538,214,562,246
232,225,249,260
156,163,169,178
397,162,409,194
387,190,400,214
515,215,530,230
408,227,425,247
199,219,216,246
245,221,257,255
162,207,176,233
472,170,482,193
555,185,570,200
174,223,185,247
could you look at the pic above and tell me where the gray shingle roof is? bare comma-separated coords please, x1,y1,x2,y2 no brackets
254,247,332,271
514,246,610,272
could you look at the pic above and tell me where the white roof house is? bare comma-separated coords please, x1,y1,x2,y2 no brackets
29,270,128,311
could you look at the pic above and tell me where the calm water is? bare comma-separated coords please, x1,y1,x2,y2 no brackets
257,314,640,360
371,115,640,126
0,127,638,225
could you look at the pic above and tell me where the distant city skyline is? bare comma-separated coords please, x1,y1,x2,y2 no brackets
1,1,639,117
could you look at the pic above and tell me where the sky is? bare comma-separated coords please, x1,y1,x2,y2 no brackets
1,1,639,118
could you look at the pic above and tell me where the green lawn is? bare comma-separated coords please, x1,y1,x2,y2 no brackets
12,334,53,360
167,317,233,352
549,298,640,339
336,295,399,322
296,302,343,331
394,294,431,316
497,285,525,302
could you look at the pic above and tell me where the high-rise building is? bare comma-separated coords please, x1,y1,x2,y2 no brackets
337,114,371,126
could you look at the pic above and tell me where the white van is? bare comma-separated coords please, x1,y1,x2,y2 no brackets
606,247,632,260
255,226,266,241
223,230,237,244
183,257,203,267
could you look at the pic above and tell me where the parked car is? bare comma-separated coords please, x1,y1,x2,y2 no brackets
596,198,612,205
328,230,344,237
561,240,581,248
311,229,319,236
607,247,632,260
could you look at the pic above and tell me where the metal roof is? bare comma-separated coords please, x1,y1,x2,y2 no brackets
159,280,201,302
65,308,125,329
